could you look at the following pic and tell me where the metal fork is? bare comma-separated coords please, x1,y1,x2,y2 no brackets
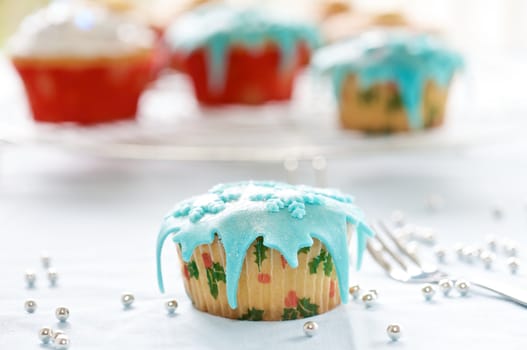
367,220,527,308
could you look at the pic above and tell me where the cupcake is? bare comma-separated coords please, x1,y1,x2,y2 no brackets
156,181,373,321
164,5,321,105
313,30,463,132
8,1,156,124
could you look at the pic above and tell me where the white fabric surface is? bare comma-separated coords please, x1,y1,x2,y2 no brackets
1,144,527,349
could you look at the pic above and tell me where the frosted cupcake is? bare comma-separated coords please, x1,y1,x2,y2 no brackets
313,30,463,132
8,1,156,124
164,5,321,105
156,181,373,321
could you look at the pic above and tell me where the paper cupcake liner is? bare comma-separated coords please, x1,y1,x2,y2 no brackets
12,53,154,124
176,234,349,321
179,43,308,105
339,75,449,132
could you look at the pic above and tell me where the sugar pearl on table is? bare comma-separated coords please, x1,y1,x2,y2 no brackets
461,246,478,263
434,247,447,263
24,299,37,313
503,240,518,257
485,235,498,252
349,285,360,299
41,252,51,269
121,293,135,308
386,324,402,341
47,268,58,286
55,334,70,349
55,307,70,322
362,292,376,307
25,269,36,288
438,279,453,296
38,327,53,344
507,257,520,274
454,243,465,260
303,321,318,337
165,300,178,314
455,279,471,296
479,250,495,270
421,284,436,301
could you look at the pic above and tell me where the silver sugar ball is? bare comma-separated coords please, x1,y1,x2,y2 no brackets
507,257,520,274
349,285,361,299
47,268,58,286
55,307,70,322
165,299,178,314
362,292,376,308
303,321,318,337
390,210,405,227
462,246,478,263
417,229,437,245
438,279,454,296
24,299,37,313
121,293,135,308
485,235,498,252
25,269,36,288
455,279,471,296
421,284,436,301
38,327,53,344
41,252,51,269
503,241,519,257
55,334,70,349
479,251,495,270
386,324,402,341
434,247,447,263
53,330,65,341
454,243,465,260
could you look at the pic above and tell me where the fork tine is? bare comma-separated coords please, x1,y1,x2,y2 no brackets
371,225,408,270
366,240,392,272
378,220,422,267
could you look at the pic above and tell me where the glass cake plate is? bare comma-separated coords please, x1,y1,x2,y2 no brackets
0,56,521,162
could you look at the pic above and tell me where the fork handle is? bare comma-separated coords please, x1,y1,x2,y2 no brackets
470,277,527,308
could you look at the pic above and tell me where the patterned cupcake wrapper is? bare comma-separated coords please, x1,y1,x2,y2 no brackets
176,227,353,321
339,75,449,132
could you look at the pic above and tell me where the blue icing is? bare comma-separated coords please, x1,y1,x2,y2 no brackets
312,30,463,129
165,4,322,92
156,181,373,310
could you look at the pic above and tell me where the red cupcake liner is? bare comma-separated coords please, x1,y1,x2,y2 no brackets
13,53,155,125
176,43,309,105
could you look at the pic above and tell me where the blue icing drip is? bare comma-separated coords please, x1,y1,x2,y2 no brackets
312,30,463,129
165,4,322,92
156,181,374,309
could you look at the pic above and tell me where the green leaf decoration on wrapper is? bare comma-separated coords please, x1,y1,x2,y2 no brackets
253,237,268,271
297,298,319,318
298,246,311,254
188,260,199,279
239,308,265,321
358,87,378,104
386,93,403,112
206,262,226,299
281,308,299,321
308,249,333,276
323,254,334,277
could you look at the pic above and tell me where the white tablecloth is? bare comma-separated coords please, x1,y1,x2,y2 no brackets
1,142,527,349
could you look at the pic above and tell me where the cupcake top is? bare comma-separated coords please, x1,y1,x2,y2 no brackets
313,30,463,129
164,4,321,90
157,181,373,309
8,1,155,60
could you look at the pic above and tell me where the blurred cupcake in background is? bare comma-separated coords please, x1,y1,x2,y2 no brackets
8,0,156,124
313,30,463,133
164,4,321,105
